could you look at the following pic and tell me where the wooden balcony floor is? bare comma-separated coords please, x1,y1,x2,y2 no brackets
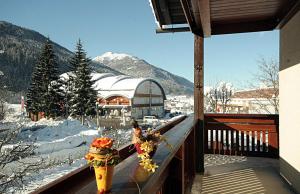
191,155,295,194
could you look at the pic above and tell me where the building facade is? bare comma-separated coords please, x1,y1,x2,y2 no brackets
92,73,166,119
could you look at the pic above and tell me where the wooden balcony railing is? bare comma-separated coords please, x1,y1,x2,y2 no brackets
31,115,188,194
204,114,279,158
31,114,279,194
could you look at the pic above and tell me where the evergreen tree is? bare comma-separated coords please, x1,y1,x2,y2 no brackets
69,40,97,123
26,39,63,118
40,39,64,117
26,54,45,115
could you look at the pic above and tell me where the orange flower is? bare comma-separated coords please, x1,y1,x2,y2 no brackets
85,153,95,161
91,137,113,149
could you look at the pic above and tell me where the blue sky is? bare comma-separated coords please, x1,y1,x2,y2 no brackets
0,0,279,88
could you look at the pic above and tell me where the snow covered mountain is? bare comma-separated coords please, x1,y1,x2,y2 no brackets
93,52,194,95
0,21,120,94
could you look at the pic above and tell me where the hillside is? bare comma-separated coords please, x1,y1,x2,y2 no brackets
0,21,120,93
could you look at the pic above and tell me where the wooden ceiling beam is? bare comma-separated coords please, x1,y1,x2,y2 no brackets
156,27,190,33
151,0,164,27
276,0,300,29
197,0,212,37
159,0,172,24
212,19,277,35
180,0,196,32
190,0,203,34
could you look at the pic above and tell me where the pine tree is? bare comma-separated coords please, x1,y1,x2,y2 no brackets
26,39,63,118
40,39,63,117
69,40,97,123
26,54,45,116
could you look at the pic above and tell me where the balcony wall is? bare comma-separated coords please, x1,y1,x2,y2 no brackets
279,9,300,193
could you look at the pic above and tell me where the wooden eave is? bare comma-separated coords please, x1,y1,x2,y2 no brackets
152,0,300,36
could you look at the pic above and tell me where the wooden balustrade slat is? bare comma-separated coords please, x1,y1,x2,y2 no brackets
220,129,224,154
235,130,239,155
210,129,214,153
257,131,261,152
251,131,255,152
262,131,266,153
225,129,229,155
204,125,208,153
231,129,234,155
246,131,250,153
215,129,219,154
241,130,245,154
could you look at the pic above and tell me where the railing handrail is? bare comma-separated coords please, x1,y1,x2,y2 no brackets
204,113,279,158
110,116,195,194
31,115,187,194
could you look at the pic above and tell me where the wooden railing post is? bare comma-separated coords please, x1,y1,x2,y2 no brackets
194,34,204,173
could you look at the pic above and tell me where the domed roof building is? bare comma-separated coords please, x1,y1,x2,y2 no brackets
91,73,166,119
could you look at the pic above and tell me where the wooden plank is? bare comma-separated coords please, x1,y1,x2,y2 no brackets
180,0,197,32
205,117,277,124
231,130,234,155
220,129,224,154
258,131,261,152
211,19,277,35
197,0,211,37
211,2,280,11
210,129,214,153
191,0,203,34
241,130,245,154
156,27,190,33
159,0,172,24
225,129,229,155
246,131,250,153
215,129,219,154
236,130,239,155
276,0,300,29
251,131,255,152
194,35,204,173
262,131,266,153
205,123,277,131
204,123,208,153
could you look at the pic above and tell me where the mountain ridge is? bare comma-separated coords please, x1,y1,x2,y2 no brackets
0,21,193,97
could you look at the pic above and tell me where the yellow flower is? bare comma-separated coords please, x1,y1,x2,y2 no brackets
140,141,154,153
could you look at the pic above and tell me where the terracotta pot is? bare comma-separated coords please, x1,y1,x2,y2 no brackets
94,166,114,193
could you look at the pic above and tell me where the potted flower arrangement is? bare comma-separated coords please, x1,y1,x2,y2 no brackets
85,137,120,193
133,125,172,173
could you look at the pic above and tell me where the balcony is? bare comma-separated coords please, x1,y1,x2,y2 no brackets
31,113,294,194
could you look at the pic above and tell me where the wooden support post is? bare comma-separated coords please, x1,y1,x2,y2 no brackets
194,35,204,173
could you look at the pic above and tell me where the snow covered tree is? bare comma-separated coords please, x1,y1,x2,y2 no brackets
69,40,97,123
26,39,63,118
26,54,45,116
204,82,234,113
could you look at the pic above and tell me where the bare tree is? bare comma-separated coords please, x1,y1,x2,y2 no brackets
204,82,233,113
252,58,279,114
0,126,43,193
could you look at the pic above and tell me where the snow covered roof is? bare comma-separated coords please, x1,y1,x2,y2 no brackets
93,73,163,99
61,72,165,99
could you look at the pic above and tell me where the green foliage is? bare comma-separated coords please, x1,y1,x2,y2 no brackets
68,40,97,118
26,39,64,117
89,155,120,167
